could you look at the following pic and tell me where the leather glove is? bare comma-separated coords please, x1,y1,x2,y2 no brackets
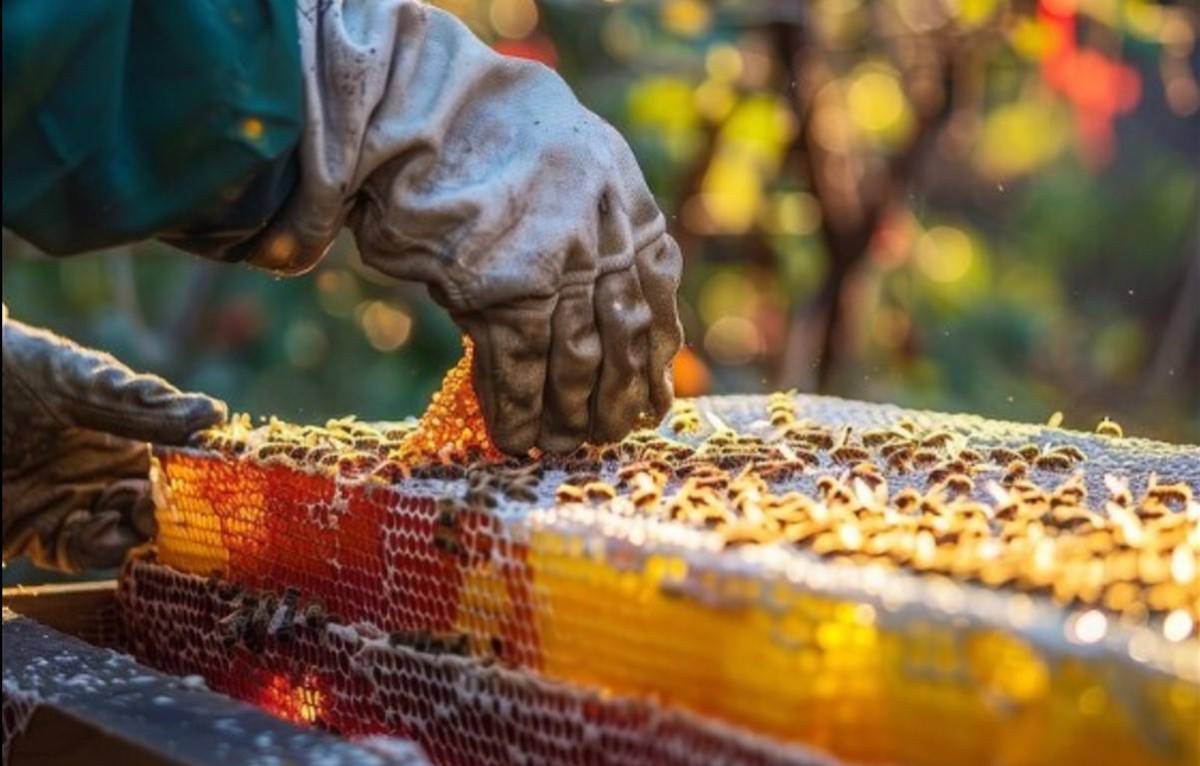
239,0,684,454
2,308,227,572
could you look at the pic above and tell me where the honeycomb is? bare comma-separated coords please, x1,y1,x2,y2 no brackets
127,388,1200,766
389,337,501,465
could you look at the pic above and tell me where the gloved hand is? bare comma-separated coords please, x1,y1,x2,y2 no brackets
2,308,227,572
239,0,684,454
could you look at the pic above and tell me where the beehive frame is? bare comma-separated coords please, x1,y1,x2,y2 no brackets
122,393,1200,766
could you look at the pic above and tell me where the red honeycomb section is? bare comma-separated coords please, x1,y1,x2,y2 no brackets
118,559,833,766
155,453,539,668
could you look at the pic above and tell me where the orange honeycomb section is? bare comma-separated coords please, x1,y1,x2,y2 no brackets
392,337,501,465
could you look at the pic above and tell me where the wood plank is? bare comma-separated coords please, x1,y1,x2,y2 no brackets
2,610,428,766
3,581,118,644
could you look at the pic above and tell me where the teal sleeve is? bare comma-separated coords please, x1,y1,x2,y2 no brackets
2,0,303,259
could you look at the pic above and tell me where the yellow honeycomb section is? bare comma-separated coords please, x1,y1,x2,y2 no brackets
527,526,1197,766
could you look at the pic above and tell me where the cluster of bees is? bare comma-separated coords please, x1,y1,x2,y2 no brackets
194,338,499,473
554,397,1199,636
191,366,1197,638
209,573,475,659
210,579,328,651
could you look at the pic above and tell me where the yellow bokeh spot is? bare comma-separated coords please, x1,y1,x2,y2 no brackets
704,315,763,365
700,151,762,234
952,0,1002,28
916,226,974,284
719,93,796,167
358,300,413,352
698,269,757,325
490,0,539,39
846,65,911,144
705,44,743,82
694,80,736,122
661,0,711,38
975,99,1069,180
315,269,361,318
765,191,821,236
629,75,699,133
1010,17,1059,60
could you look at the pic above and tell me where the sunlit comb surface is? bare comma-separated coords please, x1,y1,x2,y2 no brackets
124,365,1199,766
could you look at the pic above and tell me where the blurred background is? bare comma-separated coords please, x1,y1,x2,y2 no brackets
4,0,1198,453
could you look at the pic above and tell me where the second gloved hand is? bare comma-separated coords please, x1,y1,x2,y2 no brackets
2,308,227,572
242,0,684,455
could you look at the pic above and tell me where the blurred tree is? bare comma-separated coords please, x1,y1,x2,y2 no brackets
3,0,1198,445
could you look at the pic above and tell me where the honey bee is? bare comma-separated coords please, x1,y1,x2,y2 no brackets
1002,460,1029,485
584,481,616,502
892,488,922,512
1033,453,1072,472
1146,482,1192,506
502,481,539,503
670,412,700,430
631,486,662,510
1017,444,1042,461
562,471,600,487
815,475,839,497
885,452,912,474
555,484,586,503
752,460,807,481
937,473,974,495
1095,417,1124,438
911,449,939,468
303,601,328,629
957,448,984,464
830,446,871,464
465,486,499,509
245,592,277,651
706,430,736,448
272,587,300,643
770,410,795,427
988,447,1022,465
718,521,776,547
219,605,252,649
920,431,955,448
862,429,898,447
1050,444,1086,462
789,428,835,450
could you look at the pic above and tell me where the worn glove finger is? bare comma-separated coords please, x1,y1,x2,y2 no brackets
458,299,554,455
589,199,655,444
606,127,684,424
3,315,227,446
591,268,655,444
63,508,148,572
634,233,685,420
538,276,602,453
98,477,158,541
3,430,154,572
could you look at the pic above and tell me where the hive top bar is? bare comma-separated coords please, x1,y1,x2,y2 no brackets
170,393,1199,676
